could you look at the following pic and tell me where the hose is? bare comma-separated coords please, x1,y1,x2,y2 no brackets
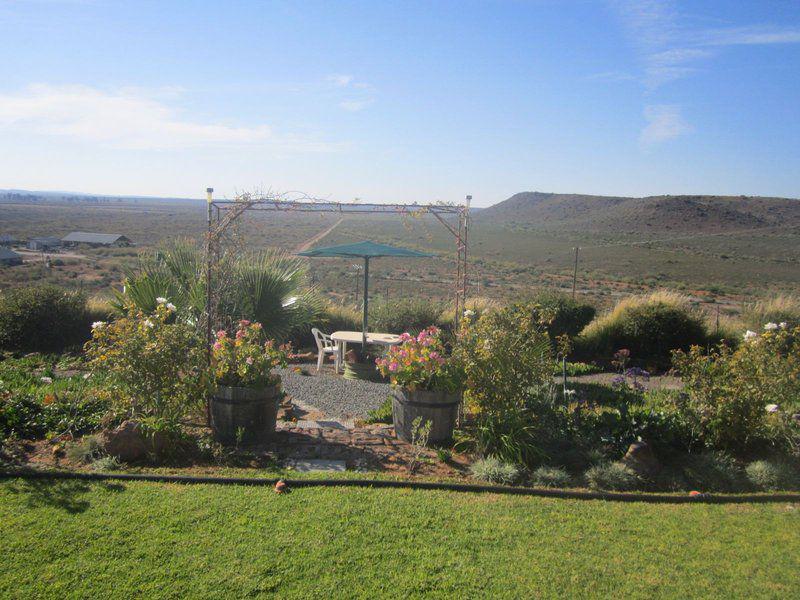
2,468,799,504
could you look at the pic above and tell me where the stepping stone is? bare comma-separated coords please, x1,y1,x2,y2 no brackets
286,459,347,472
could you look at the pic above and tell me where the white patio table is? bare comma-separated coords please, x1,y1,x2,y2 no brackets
330,331,402,373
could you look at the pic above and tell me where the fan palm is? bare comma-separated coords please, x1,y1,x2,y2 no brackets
114,240,323,342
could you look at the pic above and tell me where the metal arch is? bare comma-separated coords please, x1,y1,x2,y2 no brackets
204,193,470,345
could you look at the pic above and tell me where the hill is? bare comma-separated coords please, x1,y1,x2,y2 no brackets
477,192,800,233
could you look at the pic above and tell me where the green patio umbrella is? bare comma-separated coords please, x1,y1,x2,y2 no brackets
297,241,432,348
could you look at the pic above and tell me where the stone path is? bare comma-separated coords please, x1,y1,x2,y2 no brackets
256,423,460,476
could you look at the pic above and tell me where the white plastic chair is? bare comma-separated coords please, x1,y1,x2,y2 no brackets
312,328,340,372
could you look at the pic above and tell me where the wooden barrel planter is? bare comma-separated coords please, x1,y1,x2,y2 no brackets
391,387,461,445
209,380,281,445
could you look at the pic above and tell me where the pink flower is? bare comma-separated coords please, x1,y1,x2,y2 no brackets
236,329,246,339
216,330,227,339
213,341,223,350
388,361,399,372
246,356,254,365
399,332,412,342
240,320,251,327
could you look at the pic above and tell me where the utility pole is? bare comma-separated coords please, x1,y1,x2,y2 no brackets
572,246,580,300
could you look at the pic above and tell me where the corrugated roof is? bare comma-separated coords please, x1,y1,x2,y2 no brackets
29,236,61,244
0,247,21,260
62,232,127,244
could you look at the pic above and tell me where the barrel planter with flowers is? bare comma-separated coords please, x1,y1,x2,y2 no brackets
209,320,289,445
376,326,463,445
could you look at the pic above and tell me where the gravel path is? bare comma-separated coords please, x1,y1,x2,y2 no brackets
277,367,391,420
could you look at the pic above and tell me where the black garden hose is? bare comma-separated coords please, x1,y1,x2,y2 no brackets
2,467,800,504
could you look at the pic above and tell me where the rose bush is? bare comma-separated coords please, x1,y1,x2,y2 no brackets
454,302,556,466
85,300,206,425
211,320,289,388
672,322,800,455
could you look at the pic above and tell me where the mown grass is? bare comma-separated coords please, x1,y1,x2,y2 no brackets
1,478,798,598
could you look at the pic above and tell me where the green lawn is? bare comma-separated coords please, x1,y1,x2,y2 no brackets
1,479,798,599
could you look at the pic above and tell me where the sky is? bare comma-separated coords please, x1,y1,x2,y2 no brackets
0,0,799,207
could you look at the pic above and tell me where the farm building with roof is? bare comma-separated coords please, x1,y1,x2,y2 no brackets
0,247,22,266
27,236,62,251
61,232,132,247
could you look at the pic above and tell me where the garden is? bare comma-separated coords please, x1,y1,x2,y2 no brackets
1,240,799,494
2,239,800,597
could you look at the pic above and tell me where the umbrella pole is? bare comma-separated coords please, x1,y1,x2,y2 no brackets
362,257,369,350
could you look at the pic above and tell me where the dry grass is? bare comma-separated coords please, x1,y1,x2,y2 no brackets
741,294,800,331
580,290,694,338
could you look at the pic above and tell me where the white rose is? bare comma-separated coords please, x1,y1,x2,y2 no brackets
764,322,778,331
92,321,106,329
743,330,758,341
156,297,168,304
765,404,779,413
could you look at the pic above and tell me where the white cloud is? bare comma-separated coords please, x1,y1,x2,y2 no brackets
586,70,637,83
338,99,373,112
327,74,354,87
0,84,337,152
610,1,800,89
326,74,376,111
700,27,800,46
640,104,691,145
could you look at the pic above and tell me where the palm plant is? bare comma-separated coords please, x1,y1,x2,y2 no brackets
227,251,324,340
114,240,323,342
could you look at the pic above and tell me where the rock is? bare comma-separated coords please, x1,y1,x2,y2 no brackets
102,420,170,462
621,441,661,476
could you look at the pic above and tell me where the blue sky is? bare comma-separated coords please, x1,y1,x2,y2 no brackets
0,0,799,206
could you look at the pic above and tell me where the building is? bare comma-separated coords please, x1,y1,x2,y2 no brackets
0,247,23,266
0,234,17,247
61,232,132,247
28,236,62,251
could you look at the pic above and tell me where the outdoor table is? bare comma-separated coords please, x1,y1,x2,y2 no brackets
331,331,401,373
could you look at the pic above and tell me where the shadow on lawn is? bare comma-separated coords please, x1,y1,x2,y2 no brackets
5,476,126,514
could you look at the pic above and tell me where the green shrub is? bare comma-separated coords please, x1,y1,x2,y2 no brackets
0,286,89,353
585,461,640,491
573,403,696,457
436,448,452,463
0,360,111,440
456,302,555,466
365,397,392,424
681,452,744,493
369,298,445,336
66,435,103,463
578,291,707,369
531,466,572,488
672,324,800,454
90,455,122,472
745,460,799,491
86,303,206,425
469,457,520,485
522,291,596,341
557,361,602,377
